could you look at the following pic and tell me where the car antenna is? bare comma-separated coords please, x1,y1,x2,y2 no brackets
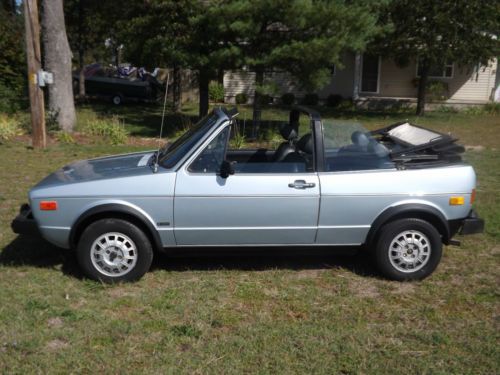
153,72,170,173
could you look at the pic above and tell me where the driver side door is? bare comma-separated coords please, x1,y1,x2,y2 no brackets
173,124,320,246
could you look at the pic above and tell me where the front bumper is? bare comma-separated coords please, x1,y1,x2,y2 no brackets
459,209,485,235
11,203,40,237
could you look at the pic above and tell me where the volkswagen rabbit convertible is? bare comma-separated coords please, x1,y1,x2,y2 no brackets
12,107,484,282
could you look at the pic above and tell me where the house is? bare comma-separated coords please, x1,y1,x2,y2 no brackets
223,53,499,108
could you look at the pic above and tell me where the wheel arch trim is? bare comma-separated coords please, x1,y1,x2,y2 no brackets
365,202,451,246
69,202,163,250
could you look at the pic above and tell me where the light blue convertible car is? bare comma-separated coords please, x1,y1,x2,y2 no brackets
12,107,484,282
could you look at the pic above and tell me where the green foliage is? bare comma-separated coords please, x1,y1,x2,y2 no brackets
374,0,500,114
208,81,224,103
80,117,128,145
281,93,295,106
483,102,500,115
0,8,26,112
302,94,319,106
326,94,343,108
426,81,449,101
54,131,76,144
235,93,248,105
230,124,246,149
0,114,23,141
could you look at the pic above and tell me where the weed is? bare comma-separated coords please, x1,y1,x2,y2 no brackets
0,114,23,141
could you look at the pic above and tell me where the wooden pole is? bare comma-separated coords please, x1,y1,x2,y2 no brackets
24,0,46,149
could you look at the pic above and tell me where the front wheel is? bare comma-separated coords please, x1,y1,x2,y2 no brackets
374,218,442,281
77,218,153,283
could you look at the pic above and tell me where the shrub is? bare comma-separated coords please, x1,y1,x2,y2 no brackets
54,131,75,144
281,93,295,106
426,81,449,101
235,93,248,104
258,94,274,105
302,93,319,106
209,82,224,103
0,114,23,141
81,117,128,145
483,102,500,115
326,94,343,108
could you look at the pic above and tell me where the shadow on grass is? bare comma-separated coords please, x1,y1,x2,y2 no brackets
0,236,378,279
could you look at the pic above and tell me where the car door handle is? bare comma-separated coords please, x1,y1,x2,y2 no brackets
288,180,316,189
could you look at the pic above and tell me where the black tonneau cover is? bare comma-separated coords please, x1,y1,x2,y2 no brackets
371,121,465,167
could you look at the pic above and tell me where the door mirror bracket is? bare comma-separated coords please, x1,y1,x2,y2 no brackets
220,160,235,179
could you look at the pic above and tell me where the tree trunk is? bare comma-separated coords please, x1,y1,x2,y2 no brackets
173,65,182,113
416,59,429,116
251,68,264,138
41,0,76,132
198,69,210,118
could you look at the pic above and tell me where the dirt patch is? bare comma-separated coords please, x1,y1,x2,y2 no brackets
294,269,323,279
389,282,416,295
465,145,485,152
45,339,69,351
348,280,381,298
47,317,63,328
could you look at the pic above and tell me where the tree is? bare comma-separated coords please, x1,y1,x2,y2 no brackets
374,0,500,116
0,3,26,112
219,0,383,125
42,0,76,131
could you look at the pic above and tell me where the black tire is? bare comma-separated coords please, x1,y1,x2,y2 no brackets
77,218,153,283
374,218,442,281
111,94,123,105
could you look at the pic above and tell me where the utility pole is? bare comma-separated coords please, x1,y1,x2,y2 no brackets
24,0,46,149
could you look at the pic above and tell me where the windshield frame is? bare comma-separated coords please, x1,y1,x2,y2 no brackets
159,109,228,170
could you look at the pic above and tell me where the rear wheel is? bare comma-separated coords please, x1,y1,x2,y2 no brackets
374,218,442,281
77,218,153,283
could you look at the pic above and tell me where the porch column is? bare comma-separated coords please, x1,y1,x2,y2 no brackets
353,52,361,100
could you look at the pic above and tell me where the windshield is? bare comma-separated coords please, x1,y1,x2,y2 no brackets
159,112,220,169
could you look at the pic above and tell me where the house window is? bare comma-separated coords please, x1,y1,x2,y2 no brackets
417,59,454,78
360,54,380,93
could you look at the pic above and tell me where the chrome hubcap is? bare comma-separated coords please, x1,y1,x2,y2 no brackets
388,230,431,273
91,232,137,277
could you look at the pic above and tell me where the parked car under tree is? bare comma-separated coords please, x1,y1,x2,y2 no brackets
12,107,484,282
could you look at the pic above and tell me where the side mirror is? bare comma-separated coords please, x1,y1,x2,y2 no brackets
220,160,235,179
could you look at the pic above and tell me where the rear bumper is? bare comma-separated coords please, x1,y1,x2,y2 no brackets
448,209,484,243
11,204,40,237
459,209,484,235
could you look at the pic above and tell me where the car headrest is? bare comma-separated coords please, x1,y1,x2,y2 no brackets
351,131,370,147
279,124,298,141
297,133,313,154
368,140,390,157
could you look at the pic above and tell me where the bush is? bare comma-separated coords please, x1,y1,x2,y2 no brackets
483,102,500,115
209,81,224,103
302,93,319,106
0,114,23,141
54,131,75,144
235,93,248,104
426,81,449,101
281,93,295,106
258,94,274,105
326,94,343,108
81,117,128,145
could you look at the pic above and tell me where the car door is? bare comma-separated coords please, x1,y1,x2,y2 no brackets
173,124,320,246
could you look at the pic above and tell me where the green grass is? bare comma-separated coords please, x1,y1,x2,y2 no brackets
0,106,498,373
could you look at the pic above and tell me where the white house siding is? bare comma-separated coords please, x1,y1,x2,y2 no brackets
363,58,497,103
223,70,256,103
223,53,356,103
446,59,497,103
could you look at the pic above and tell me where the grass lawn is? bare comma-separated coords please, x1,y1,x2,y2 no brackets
0,104,498,373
